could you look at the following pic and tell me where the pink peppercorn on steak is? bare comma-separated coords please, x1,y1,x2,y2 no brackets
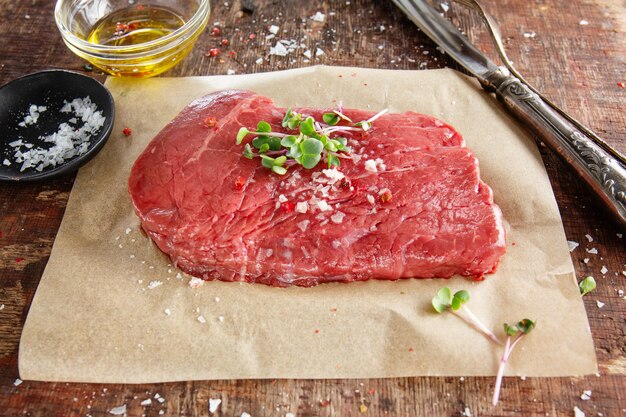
129,90,506,287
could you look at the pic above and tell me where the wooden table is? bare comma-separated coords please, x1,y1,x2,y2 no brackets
1,1,624,416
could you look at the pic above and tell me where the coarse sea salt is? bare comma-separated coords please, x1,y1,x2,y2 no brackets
364,159,378,172
567,240,579,252
8,97,105,173
311,11,326,22
322,168,345,184
109,404,127,415
189,277,205,288
269,42,289,56
295,201,308,213
209,398,222,413
330,211,345,224
147,280,162,289
298,219,310,232
18,105,47,127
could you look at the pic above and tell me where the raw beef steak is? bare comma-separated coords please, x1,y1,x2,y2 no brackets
129,90,506,287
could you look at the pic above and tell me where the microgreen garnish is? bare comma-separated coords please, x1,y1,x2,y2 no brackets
431,288,536,407
492,319,536,406
431,287,501,344
579,276,596,296
236,105,387,174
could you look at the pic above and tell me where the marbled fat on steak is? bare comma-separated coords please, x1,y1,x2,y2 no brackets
129,90,506,287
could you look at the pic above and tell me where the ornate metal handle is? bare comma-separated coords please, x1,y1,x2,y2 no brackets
483,68,626,226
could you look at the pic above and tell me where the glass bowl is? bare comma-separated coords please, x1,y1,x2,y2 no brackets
55,0,210,77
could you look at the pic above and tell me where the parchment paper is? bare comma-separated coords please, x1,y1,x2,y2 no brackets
19,66,597,383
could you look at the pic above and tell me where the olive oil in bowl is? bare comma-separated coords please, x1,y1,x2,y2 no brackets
55,0,211,78
87,5,184,47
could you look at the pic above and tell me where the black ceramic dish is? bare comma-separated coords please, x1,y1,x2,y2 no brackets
0,70,114,181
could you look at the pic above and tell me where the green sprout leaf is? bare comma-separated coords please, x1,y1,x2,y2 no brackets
355,120,372,131
323,112,340,126
272,165,287,175
253,135,281,151
288,144,302,159
503,323,519,337
243,143,254,159
516,319,535,334
300,137,324,155
260,155,275,169
325,141,338,152
432,287,452,314
236,127,250,145
299,154,321,169
274,156,287,166
257,121,272,133
579,276,596,296
280,135,298,147
282,109,293,127
300,117,320,138
504,319,535,337
282,109,302,130
450,290,470,311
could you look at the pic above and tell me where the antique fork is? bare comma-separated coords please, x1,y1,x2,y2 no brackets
392,0,626,226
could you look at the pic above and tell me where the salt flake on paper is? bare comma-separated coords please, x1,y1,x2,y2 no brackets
209,398,222,413
147,280,162,289
13,378,22,386
189,277,205,288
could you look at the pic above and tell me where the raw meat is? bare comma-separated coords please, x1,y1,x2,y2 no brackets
129,90,506,287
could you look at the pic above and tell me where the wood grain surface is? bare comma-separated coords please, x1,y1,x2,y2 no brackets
0,0,624,416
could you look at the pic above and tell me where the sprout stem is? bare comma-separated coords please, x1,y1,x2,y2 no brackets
264,150,288,157
451,306,502,345
492,333,526,406
366,108,389,123
492,336,511,406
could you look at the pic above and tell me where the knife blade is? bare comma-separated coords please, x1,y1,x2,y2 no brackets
392,0,626,227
